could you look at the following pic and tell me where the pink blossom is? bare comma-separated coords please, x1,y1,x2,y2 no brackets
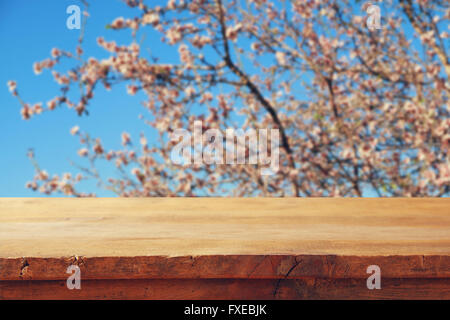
111,17,125,29
142,12,160,26
7,80,17,93
51,48,61,58
33,62,43,75
226,23,242,42
78,148,89,157
437,164,450,186
184,86,196,97
70,126,80,136
131,168,141,176
127,85,139,95
122,132,131,146
21,105,32,120
38,170,49,181
33,103,43,115
275,51,287,66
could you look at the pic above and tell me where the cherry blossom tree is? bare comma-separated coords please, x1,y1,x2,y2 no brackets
8,0,450,197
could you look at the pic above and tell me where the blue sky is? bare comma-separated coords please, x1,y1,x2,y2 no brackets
0,0,173,196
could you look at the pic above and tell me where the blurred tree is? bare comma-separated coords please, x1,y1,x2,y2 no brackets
9,0,450,197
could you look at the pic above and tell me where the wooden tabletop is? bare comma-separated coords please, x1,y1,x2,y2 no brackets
0,198,449,299
1,198,449,258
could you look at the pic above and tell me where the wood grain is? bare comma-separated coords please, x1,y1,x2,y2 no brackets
0,198,449,299
1,198,449,257
1,278,449,300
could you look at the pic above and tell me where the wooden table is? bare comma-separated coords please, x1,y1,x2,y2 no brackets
0,198,449,299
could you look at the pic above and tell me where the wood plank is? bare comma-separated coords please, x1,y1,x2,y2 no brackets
0,198,449,299
1,198,449,257
1,255,449,281
1,278,449,300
